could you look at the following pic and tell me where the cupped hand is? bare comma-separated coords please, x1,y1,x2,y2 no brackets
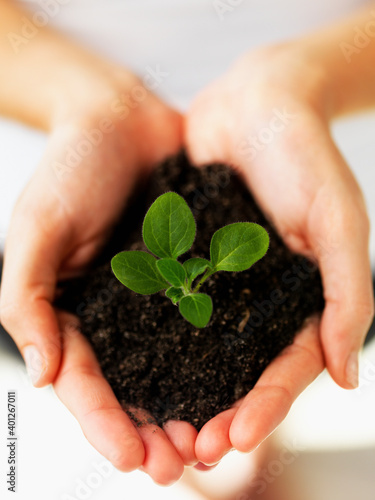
54,312,197,484
0,72,198,483
185,45,374,463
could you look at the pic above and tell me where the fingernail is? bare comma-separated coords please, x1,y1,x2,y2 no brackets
345,351,359,389
23,345,46,385
194,462,219,471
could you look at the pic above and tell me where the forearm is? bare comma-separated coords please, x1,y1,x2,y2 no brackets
0,0,134,130
298,4,375,117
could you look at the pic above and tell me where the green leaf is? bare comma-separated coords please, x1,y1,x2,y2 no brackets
111,251,169,295
156,258,186,287
210,222,269,272
165,287,185,304
183,258,210,287
142,192,196,259
179,293,213,328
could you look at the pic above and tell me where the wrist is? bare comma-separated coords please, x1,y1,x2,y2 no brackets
233,43,334,122
281,9,375,117
0,8,141,132
49,62,141,129
285,39,347,120
49,63,182,171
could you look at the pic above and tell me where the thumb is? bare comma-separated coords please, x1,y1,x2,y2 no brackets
308,171,374,389
0,198,68,387
185,81,231,166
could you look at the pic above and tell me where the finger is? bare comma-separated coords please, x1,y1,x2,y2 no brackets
185,81,230,166
188,96,374,390
136,99,184,168
230,318,324,453
129,409,185,486
194,462,219,471
236,136,374,389
163,420,198,466
195,407,237,465
53,312,145,472
308,171,374,389
0,198,69,387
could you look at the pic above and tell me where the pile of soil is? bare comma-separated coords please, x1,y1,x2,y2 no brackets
58,152,324,430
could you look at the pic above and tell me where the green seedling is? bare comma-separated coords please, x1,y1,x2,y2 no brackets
111,192,269,328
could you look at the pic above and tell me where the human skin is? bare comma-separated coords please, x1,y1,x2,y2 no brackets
185,6,375,464
0,0,375,485
0,0,192,486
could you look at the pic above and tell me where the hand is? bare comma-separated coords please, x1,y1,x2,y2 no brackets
185,45,374,463
0,71,198,484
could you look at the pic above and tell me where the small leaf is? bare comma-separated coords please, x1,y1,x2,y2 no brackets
111,251,169,294
156,258,186,287
179,293,213,328
210,222,269,272
142,192,196,259
165,287,184,304
183,258,210,287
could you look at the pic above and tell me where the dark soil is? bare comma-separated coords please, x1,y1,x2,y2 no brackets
58,152,324,431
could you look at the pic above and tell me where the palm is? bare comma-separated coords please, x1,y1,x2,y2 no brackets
54,311,197,482
1,97,201,483
185,50,372,462
193,319,323,464
49,115,202,482
40,109,183,280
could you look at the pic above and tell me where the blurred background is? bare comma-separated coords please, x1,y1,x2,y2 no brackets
1,1,375,499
